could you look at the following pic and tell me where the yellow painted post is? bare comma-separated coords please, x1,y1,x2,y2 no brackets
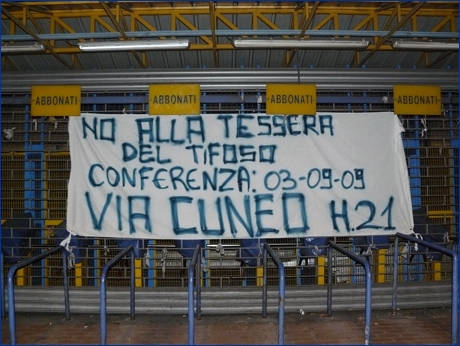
44,220,64,287
398,245,409,282
95,241,101,286
374,249,387,283
317,256,325,285
256,267,263,286
75,263,83,286
16,268,26,286
135,259,143,287
429,262,442,281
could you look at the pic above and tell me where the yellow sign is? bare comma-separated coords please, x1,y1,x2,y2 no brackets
393,85,441,115
31,85,81,116
266,84,316,115
149,84,200,115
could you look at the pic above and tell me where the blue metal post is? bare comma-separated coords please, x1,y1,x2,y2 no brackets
129,93,134,114
278,260,285,345
364,258,372,345
7,246,65,345
202,91,207,114
100,245,135,345
262,246,268,318
188,268,194,345
363,92,367,112
88,94,99,288
24,104,46,286
263,243,285,345
296,241,302,286
403,118,423,282
453,91,460,346
451,252,458,345
327,245,332,317
147,240,154,287
196,250,202,319
257,90,261,113
100,270,107,344
328,242,372,345
393,233,458,344
130,250,135,320
188,244,201,345
392,236,399,313
1,252,4,319
0,58,2,314
7,265,17,344
202,241,208,288
62,250,70,320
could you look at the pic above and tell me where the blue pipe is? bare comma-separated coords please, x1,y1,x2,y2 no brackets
62,250,70,320
392,236,400,313
100,245,135,345
327,242,372,345
327,247,333,317
196,250,202,319
188,266,194,345
7,246,69,345
262,243,285,345
4,29,457,42
262,248,268,318
188,244,202,345
1,252,4,319
392,232,458,345
129,250,135,321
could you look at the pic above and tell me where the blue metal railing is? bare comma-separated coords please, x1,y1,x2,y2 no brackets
262,242,286,345
328,242,372,345
1,252,5,319
188,244,202,345
100,245,135,345
392,232,458,345
187,242,285,345
7,246,69,345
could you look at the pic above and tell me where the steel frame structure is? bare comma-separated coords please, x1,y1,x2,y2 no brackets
1,1,458,69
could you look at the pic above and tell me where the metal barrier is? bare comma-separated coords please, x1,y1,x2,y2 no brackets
327,242,372,345
7,246,69,345
1,252,5,318
187,242,286,345
262,242,286,345
188,244,202,345
392,232,458,345
100,245,135,345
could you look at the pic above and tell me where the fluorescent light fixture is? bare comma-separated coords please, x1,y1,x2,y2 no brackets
391,40,459,51
232,39,369,49
77,39,190,52
1,42,46,54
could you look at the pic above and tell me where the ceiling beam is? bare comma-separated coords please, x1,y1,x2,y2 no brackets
426,52,455,69
3,29,457,43
356,2,425,67
1,6,74,69
284,1,320,68
98,1,146,69
209,1,219,68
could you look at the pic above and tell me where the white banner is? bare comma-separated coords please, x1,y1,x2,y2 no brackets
67,112,413,239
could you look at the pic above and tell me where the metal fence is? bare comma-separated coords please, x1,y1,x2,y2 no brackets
1,89,458,288
1,236,457,288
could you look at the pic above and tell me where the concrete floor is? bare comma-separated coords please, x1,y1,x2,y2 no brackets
2,307,454,345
